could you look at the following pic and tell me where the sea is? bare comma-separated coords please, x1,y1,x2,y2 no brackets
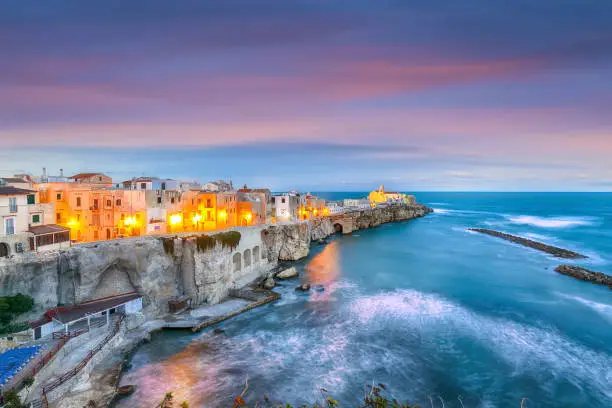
115,193,612,408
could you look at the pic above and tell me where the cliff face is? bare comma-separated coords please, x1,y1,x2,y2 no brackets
0,228,274,316
262,204,432,261
0,205,431,315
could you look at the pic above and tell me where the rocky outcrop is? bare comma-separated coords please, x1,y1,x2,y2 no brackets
262,204,432,261
0,227,275,316
0,205,432,316
276,267,298,280
554,265,612,288
469,228,588,259
261,223,310,262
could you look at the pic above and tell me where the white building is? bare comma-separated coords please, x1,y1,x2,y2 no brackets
29,292,143,340
1,186,69,257
327,201,345,215
273,192,301,222
343,198,370,210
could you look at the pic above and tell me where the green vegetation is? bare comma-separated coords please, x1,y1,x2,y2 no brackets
195,231,241,252
164,382,422,408
161,237,176,256
1,389,29,408
0,294,34,334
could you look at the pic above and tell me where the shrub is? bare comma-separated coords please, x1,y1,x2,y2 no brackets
194,231,241,252
0,294,34,328
161,237,175,256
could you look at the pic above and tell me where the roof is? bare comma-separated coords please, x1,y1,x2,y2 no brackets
70,173,108,180
385,191,399,194
30,292,141,328
0,177,28,183
28,224,70,235
0,186,35,196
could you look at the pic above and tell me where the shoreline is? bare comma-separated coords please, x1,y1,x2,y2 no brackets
16,203,432,407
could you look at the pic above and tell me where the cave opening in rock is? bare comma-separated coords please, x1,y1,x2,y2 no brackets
333,223,343,234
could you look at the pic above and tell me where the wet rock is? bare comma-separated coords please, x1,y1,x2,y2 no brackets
276,267,298,280
262,276,276,289
469,228,587,259
295,283,311,292
117,385,136,397
213,328,225,335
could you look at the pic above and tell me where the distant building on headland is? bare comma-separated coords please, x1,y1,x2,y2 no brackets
368,185,416,206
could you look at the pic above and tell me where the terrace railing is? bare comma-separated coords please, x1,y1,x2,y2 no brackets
40,314,125,405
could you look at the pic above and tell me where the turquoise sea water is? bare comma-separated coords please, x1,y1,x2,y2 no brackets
117,193,612,408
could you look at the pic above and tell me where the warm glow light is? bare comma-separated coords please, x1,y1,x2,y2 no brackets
219,210,227,219
313,209,318,216
192,214,202,224
124,216,136,226
170,213,183,226
67,218,78,227
322,208,330,216
245,212,252,221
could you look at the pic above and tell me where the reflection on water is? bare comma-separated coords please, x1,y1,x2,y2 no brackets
305,241,341,303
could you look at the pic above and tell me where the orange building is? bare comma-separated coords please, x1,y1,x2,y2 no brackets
36,173,146,242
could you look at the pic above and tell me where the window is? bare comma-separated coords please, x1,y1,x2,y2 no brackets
56,213,61,222
8,197,17,213
171,198,175,204
27,194,35,205
94,230,99,240
106,199,112,207
76,197,82,207
98,176,102,182
93,199,99,209
32,214,40,224
4,218,15,235
121,214,125,221
207,199,212,208
116,199,122,206
92,214,100,226
56,193,62,200
157,197,162,204
161,182,166,190
281,198,286,204
141,183,146,190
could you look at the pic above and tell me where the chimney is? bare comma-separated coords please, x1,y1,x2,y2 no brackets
60,168,64,177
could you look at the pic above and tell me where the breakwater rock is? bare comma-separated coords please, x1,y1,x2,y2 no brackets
554,265,612,288
469,228,587,259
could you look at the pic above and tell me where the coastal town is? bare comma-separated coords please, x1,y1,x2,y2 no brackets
0,169,428,407
0,168,416,257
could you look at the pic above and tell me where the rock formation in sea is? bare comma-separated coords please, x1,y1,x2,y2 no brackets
469,228,587,259
554,265,612,288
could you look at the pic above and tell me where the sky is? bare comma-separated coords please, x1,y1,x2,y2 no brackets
1,0,611,191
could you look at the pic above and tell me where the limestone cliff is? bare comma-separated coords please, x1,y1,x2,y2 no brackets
0,227,274,316
261,204,432,261
0,205,431,315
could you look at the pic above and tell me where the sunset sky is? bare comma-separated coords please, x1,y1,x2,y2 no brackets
1,0,611,191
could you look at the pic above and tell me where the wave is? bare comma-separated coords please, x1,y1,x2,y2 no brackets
349,290,612,401
507,215,595,229
556,292,612,323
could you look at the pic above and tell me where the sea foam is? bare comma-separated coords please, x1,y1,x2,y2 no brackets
508,215,594,228
349,289,612,401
